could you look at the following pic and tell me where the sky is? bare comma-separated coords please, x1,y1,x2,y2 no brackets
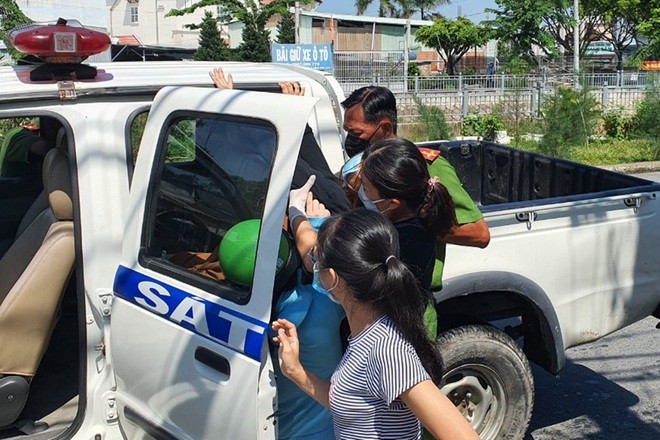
315,0,498,22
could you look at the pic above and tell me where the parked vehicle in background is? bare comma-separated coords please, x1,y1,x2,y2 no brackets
584,40,617,65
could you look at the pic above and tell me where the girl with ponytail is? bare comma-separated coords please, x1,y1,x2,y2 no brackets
273,209,478,440
359,138,457,337
359,138,457,291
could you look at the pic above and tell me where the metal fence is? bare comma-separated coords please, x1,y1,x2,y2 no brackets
335,72,653,94
333,50,405,91
331,50,658,125
395,86,649,125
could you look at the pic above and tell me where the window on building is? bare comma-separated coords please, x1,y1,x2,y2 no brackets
130,6,139,24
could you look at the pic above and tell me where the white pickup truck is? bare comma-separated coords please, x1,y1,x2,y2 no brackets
0,57,658,440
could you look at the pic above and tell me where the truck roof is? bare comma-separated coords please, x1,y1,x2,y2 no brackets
0,60,331,99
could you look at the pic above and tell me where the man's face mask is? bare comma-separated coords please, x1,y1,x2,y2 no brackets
343,134,370,157
343,121,383,157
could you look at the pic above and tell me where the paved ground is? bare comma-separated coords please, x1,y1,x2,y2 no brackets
525,169,660,439
636,171,660,182
525,316,660,439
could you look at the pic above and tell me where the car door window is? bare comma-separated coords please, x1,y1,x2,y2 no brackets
140,114,276,303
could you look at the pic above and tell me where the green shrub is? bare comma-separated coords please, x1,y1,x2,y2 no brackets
408,63,421,77
631,81,660,140
461,113,481,137
460,112,505,141
513,138,658,166
412,95,452,141
539,86,600,156
602,108,634,139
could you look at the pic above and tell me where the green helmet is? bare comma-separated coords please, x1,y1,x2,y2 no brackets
218,219,292,288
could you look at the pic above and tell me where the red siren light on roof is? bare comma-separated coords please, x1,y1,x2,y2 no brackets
8,18,111,81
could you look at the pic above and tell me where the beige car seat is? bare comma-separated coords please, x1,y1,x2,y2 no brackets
14,127,68,239
0,148,75,427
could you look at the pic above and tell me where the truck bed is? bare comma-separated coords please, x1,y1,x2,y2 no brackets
422,140,659,212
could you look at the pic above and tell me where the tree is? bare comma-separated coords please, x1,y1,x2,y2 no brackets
0,0,32,60
586,0,642,69
636,0,660,60
412,0,450,20
355,0,406,17
193,11,232,61
415,16,491,75
167,0,301,63
276,10,295,44
485,0,572,64
487,0,643,67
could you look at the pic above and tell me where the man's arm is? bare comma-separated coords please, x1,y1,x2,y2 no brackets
444,218,490,248
431,156,491,248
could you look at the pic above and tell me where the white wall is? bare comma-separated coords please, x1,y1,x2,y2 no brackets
109,1,216,47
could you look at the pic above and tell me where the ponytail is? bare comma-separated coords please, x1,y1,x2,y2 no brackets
317,209,444,382
419,176,458,238
363,138,457,238
380,255,444,382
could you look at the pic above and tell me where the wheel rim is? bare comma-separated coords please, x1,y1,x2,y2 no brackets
440,363,507,439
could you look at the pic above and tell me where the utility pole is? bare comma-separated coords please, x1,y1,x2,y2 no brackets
154,0,161,45
573,0,579,73
404,19,410,87
294,1,300,44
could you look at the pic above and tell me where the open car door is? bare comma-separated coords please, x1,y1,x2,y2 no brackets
111,87,318,439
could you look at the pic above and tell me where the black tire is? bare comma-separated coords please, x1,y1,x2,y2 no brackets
435,325,534,440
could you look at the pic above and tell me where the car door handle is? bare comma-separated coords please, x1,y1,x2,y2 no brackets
194,347,231,378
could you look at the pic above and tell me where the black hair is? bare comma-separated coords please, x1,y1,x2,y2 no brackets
316,209,443,382
362,138,457,238
340,86,398,134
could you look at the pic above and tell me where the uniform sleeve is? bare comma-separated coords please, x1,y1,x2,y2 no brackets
366,337,431,405
432,157,483,225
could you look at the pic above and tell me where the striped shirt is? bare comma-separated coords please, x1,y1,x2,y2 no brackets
329,315,431,439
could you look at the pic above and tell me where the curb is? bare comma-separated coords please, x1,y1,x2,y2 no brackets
599,160,660,174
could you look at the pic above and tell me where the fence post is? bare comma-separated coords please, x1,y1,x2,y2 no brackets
458,72,463,92
617,70,623,88
601,82,609,112
414,74,419,94
404,73,408,93
462,89,469,120
500,73,505,92
530,82,537,116
373,74,377,85
537,82,544,118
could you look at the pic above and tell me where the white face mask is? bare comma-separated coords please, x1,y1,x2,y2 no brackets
357,185,387,213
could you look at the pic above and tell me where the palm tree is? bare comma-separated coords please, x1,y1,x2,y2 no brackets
355,0,450,19
414,0,450,20
355,0,402,17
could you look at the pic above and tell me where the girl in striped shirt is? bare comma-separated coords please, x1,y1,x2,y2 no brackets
272,209,478,440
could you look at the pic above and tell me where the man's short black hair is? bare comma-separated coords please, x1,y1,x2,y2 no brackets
341,86,397,133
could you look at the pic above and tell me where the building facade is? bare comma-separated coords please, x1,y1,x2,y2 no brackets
108,0,218,48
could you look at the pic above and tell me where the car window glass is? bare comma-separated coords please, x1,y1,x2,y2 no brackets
141,115,276,303
130,111,148,167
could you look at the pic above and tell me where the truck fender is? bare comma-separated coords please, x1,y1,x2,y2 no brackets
434,271,565,374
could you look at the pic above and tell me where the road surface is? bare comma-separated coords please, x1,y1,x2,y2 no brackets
525,316,659,439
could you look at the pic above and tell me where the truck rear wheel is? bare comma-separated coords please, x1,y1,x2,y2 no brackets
436,325,534,440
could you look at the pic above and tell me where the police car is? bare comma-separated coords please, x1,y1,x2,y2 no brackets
1,20,659,440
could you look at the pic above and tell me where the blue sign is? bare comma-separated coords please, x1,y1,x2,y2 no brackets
113,265,268,361
271,44,333,71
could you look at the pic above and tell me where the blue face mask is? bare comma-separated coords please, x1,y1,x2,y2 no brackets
312,263,340,304
341,152,363,181
358,185,387,213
